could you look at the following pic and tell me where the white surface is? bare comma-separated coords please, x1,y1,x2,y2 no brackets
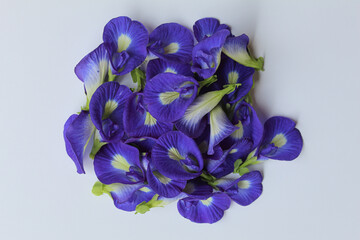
1,0,360,239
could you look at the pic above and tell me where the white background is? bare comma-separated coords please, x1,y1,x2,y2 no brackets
1,0,360,239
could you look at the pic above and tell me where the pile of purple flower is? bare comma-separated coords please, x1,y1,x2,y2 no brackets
64,16,303,224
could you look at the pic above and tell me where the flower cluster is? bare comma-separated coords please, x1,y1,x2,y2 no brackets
64,16,303,224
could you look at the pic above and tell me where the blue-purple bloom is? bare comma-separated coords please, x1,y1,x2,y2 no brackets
65,16,302,224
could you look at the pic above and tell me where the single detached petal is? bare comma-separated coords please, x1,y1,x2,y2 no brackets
146,58,192,81
216,55,255,103
222,101,263,150
222,34,264,70
89,81,132,142
191,29,230,79
224,171,263,206
144,73,198,122
114,186,155,212
152,131,204,181
259,116,303,160
75,44,109,101
208,105,238,155
147,164,187,198
175,84,237,138
148,23,194,63
94,142,144,184
177,193,231,224
193,17,230,42
103,16,148,75
64,111,95,174
106,182,145,203
124,93,173,138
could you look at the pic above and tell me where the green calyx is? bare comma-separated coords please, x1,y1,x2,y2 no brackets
89,132,107,159
198,75,218,94
135,194,164,214
233,149,261,175
131,68,146,92
92,181,112,197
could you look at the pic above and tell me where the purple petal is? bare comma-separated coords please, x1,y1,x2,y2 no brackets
144,73,198,122
177,193,231,223
193,17,230,42
75,44,109,100
64,111,95,174
191,29,230,79
123,93,173,138
149,23,194,63
259,116,303,161
103,16,148,75
151,131,204,181
94,142,144,184
89,82,132,142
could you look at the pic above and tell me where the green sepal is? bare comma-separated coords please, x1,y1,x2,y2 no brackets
198,75,218,94
131,68,146,92
234,148,261,175
135,194,165,214
238,167,250,175
91,181,113,197
244,93,252,105
89,133,107,159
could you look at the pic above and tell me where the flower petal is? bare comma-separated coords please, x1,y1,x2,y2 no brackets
259,116,303,160
148,23,194,63
114,187,155,212
123,93,173,138
103,16,148,75
216,56,254,103
183,178,213,199
177,193,231,224
146,58,192,81
151,131,204,181
193,17,230,42
75,44,109,102
89,82,132,142
146,163,187,198
222,34,264,70
224,171,263,206
94,142,144,184
191,29,230,79
144,73,198,122
64,111,95,174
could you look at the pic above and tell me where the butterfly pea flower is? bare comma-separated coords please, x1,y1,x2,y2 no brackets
151,131,204,181
92,181,155,212
191,29,230,79
193,17,231,42
177,192,231,224
103,16,148,75
146,58,192,81
64,111,95,174
144,73,198,123
146,163,187,198
94,141,145,184
215,171,263,206
148,23,194,63
89,81,132,142
175,83,240,138
221,101,263,150
222,34,264,70
75,44,109,106
215,55,255,103
259,116,303,160
208,105,238,155
123,93,173,138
